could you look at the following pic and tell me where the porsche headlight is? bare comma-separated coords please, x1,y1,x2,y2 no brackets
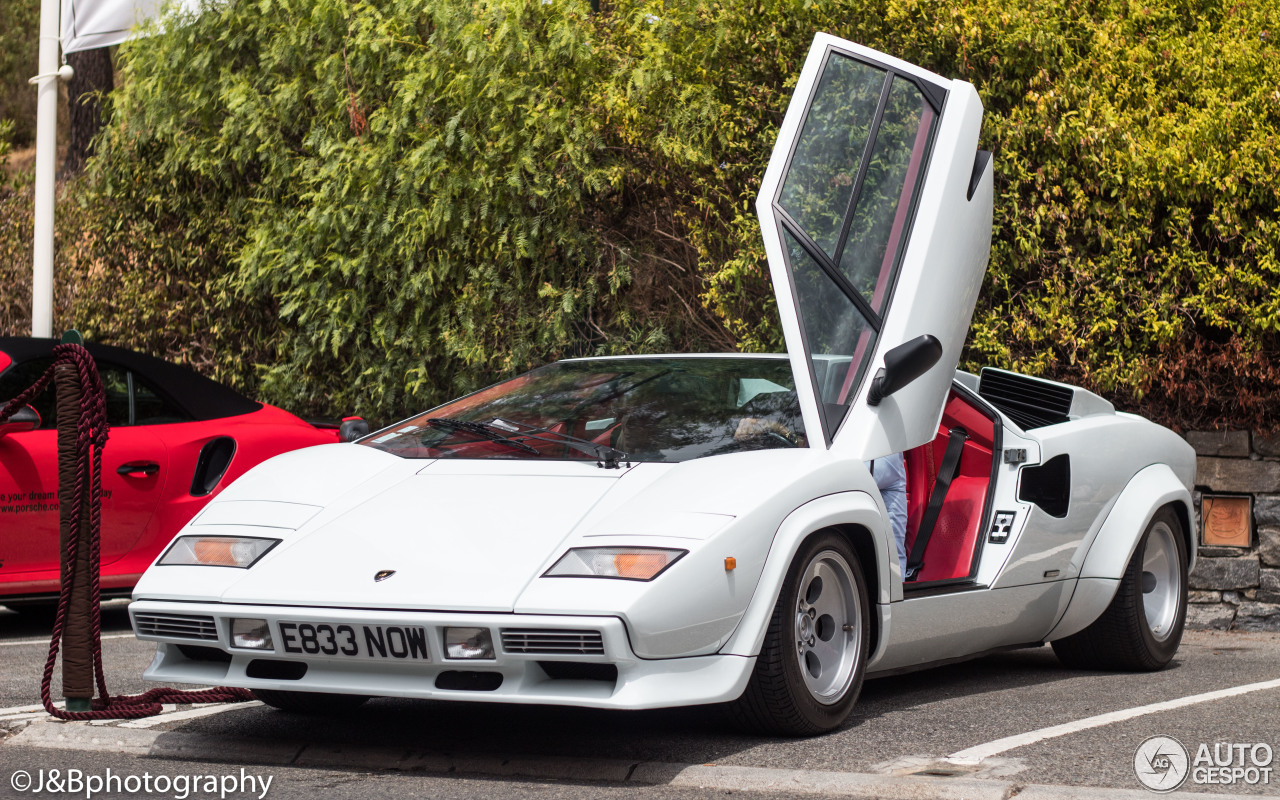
158,536,279,568
545,547,686,581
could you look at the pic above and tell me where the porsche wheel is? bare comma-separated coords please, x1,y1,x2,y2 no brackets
1052,507,1187,671
731,531,869,736
253,689,370,714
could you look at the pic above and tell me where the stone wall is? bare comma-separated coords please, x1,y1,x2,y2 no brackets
1185,430,1280,632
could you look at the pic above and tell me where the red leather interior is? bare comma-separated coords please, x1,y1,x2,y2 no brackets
902,389,996,582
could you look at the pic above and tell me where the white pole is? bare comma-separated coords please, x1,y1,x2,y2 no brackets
30,0,61,339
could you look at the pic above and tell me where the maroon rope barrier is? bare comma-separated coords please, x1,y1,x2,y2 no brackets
1,344,254,720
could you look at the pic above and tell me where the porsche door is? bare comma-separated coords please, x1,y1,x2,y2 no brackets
758,34,993,459
0,358,170,579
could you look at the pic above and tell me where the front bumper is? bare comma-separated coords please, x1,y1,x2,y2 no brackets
129,600,754,710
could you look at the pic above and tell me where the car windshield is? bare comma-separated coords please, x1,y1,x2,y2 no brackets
361,357,808,463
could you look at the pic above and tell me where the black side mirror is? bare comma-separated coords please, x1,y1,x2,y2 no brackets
0,405,41,437
339,417,371,442
867,335,943,406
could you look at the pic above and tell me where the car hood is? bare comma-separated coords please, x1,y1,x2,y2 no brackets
218,459,630,612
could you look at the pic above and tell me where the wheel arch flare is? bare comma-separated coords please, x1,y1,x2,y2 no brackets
1045,464,1194,642
719,491,892,661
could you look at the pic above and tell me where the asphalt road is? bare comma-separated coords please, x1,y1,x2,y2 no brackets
1,601,1278,798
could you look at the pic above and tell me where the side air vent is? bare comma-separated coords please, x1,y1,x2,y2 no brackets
1019,454,1071,518
501,629,605,656
978,369,1073,430
190,437,236,497
134,613,219,641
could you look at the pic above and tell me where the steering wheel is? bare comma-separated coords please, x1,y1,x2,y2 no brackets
763,429,798,447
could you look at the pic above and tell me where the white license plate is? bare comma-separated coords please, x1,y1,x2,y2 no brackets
277,621,430,661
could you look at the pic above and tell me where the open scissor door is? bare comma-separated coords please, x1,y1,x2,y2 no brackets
758,34,993,458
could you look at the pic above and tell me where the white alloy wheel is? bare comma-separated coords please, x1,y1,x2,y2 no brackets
794,550,862,704
1141,520,1181,642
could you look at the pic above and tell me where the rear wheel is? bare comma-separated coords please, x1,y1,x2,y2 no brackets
1052,507,1187,671
731,531,870,736
253,689,370,714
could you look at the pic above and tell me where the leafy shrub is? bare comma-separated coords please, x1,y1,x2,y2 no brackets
0,119,11,170
0,0,40,148
9,0,1279,429
73,0,727,419
0,174,92,336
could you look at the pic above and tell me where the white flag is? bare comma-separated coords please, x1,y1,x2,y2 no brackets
62,0,200,54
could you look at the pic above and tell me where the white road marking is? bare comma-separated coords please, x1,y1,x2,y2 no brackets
947,677,1280,764
115,700,261,728
0,632,135,647
0,702,63,717
0,711,53,722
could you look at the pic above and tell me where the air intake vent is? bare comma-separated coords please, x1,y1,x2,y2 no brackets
190,437,236,497
501,629,604,655
978,369,1073,430
134,613,219,641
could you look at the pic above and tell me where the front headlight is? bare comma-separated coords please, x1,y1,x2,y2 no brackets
544,547,686,581
158,536,279,568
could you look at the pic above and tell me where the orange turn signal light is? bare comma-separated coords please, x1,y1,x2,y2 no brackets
614,552,671,580
193,539,236,565
725,557,736,571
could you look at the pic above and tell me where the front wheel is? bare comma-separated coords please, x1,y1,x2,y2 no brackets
1052,506,1188,671
730,531,870,736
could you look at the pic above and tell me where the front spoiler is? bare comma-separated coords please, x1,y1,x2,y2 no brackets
129,600,754,710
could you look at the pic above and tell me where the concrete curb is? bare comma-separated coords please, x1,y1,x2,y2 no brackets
4,720,1260,800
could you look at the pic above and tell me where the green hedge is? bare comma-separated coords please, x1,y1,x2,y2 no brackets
0,0,40,149
4,0,1277,429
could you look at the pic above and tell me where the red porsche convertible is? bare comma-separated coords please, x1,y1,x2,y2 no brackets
0,337,363,604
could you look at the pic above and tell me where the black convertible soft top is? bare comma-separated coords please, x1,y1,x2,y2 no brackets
0,337,263,421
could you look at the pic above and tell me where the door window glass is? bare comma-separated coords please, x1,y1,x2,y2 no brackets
837,76,933,313
101,366,131,427
0,358,190,428
784,229,877,433
778,58,885,260
132,377,190,424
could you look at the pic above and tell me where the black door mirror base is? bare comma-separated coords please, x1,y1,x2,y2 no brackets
0,404,42,437
867,335,943,406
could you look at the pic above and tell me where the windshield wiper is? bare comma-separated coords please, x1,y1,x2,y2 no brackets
425,417,540,456
488,417,630,470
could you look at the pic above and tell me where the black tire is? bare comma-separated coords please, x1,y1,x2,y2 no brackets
1052,506,1187,671
730,531,870,736
253,689,370,714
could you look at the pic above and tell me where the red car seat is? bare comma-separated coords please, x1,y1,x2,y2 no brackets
901,389,997,583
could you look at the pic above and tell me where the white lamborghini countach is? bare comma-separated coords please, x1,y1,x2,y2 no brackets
129,34,1196,735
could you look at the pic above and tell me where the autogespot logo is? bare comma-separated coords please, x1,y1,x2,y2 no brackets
1135,735,1190,792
